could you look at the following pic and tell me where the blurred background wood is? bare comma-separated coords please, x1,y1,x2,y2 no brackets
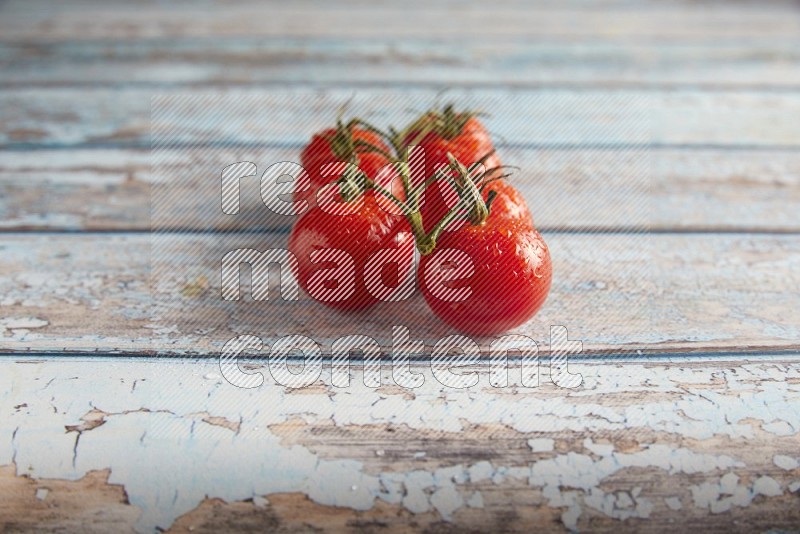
1,1,799,532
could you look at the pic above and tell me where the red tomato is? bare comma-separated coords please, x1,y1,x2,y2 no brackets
402,110,509,232
403,111,499,175
418,218,551,336
297,125,404,214
487,180,534,229
288,196,414,310
423,178,534,235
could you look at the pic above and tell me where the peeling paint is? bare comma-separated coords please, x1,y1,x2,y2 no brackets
1,317,49,340
468,461,493,483
583,438,614,456
1,317,49,330
689,470,790,515
773,454,799,471
1,360,799,532
528,438,555,452
466,491,484,508
752,476,783,497
664,496,682,510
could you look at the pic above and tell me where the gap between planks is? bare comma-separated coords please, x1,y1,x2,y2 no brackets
1,232,798,356
1,146,798,233
3,38,800,90
2,350,800,364
2,89,800,149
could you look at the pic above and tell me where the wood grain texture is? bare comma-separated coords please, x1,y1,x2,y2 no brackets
0,150,151,232
1,357,799,532
1,0,799,531
4,39,800,89
1,232,798,355
3,89,800,149
2,0,799,40
1,148,798,232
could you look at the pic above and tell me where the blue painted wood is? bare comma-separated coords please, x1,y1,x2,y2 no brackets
2,88,800,149
3,39,800,89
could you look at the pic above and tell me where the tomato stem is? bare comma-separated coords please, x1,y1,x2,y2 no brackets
328,110,508,257
398,103,487,143
359,151,504,256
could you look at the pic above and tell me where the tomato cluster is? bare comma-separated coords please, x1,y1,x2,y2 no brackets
287,106,552,336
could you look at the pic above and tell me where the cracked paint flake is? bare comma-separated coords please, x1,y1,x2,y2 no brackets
719,472,739,495
528,438,555,452
773,454,799,471
689,471,791,514
752,476,783,497
467,461,493,483
0,317,49,330
583,437,614,456
1,360,799,532
430,484,463,520
466,491,484,508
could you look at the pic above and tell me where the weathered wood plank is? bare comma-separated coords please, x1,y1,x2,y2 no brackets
2,89,800,149
0,150,151,231
1,357,799,531
1,233,798,355
2,0,798,40
2,2,797,533
1,148,798,232
4,39,800,89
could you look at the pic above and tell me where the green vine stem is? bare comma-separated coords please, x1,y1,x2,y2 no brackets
343,151,507,256
329,108,513,257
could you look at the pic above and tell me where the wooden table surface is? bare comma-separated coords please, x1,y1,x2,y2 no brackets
1,1,799,532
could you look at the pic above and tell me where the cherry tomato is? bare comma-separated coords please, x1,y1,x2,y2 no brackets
424,179,534,235
297,124,404,214
403,110,499,177
418,217,551,336
402,109,509,232
288,196,414,311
